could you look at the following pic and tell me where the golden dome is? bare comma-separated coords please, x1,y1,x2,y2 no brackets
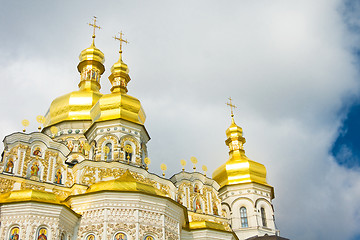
90,48,146,125
212,117,269,188
87,170,163,196
44,90,103,126
0,189,65,206
44,42,105,127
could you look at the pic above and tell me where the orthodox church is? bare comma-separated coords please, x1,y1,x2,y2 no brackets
0,20,285,240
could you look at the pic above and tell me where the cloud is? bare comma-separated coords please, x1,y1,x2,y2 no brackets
1,0,360,239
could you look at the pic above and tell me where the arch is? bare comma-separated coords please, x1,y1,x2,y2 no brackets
4,156,15,174
60,232,66,240
120,135,139,160
221,202,231,218
85,233,96,240
231,197,255,228
240,206,249,228
27,160,43,181
8,225,20,240
231,196,255,209
113,231,128,240
32,146,43,158
54,168,63,184
99,134,118,161
254,197,272,209
255,198,274,229
143,235,155,240
36,226,49,240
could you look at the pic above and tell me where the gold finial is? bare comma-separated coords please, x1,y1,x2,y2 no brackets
36,115,45,131
144,157,151,170
22,119,30,132
50,126,58,138
180,159,186,171
160,163,167,177
226,97,237,118
88,16,101,46
190,156,198,172
202,165,208,176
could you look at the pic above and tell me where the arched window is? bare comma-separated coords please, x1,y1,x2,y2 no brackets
60,232,66,240
261,207,267,227
114,232,127,240
37,227,48,240
86,234,96,240
54,169,62,184
125,144,133,163
105,143,112,160
240,207,248,228
144,236,155,240
4,158,14,173
9,226,20,240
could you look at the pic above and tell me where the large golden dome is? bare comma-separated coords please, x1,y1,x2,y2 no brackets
0,189,65,206
87,170,163,196
212,117,269,188
44,43,105,127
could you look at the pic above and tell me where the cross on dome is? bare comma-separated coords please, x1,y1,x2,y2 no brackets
113,31,129,53
88,16,101,45
226,97,237,118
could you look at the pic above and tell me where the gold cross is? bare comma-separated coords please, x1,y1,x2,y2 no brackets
113,31,129,52
226,97,237,117
88,16,101,44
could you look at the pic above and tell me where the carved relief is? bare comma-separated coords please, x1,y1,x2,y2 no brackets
0,178,15,193
80,166,97,185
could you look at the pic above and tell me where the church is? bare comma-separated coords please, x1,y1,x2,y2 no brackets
0,19,286,240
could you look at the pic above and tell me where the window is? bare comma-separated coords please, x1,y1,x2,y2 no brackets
105,143,112,160
261,207,267,227
114,232,127,240
240,207,248,228
9,226,20,240
125,144,133,163
37,227,48,240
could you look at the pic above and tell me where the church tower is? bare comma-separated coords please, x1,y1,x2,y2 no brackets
213,99,279,239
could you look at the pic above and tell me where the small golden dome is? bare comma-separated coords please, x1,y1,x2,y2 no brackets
79,44,105,63
0,189,65,206
90,45,146,125
213,117,269,188
109,52,130,93
87,170,163,196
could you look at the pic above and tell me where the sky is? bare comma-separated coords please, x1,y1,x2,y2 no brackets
0,0,360,239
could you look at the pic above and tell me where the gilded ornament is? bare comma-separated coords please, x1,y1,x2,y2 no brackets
190,157,197,171
144,157,151,170
21,119,29,132
36,115,45,131
160,163,167,177
202,165,208,176
180,159,186,171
